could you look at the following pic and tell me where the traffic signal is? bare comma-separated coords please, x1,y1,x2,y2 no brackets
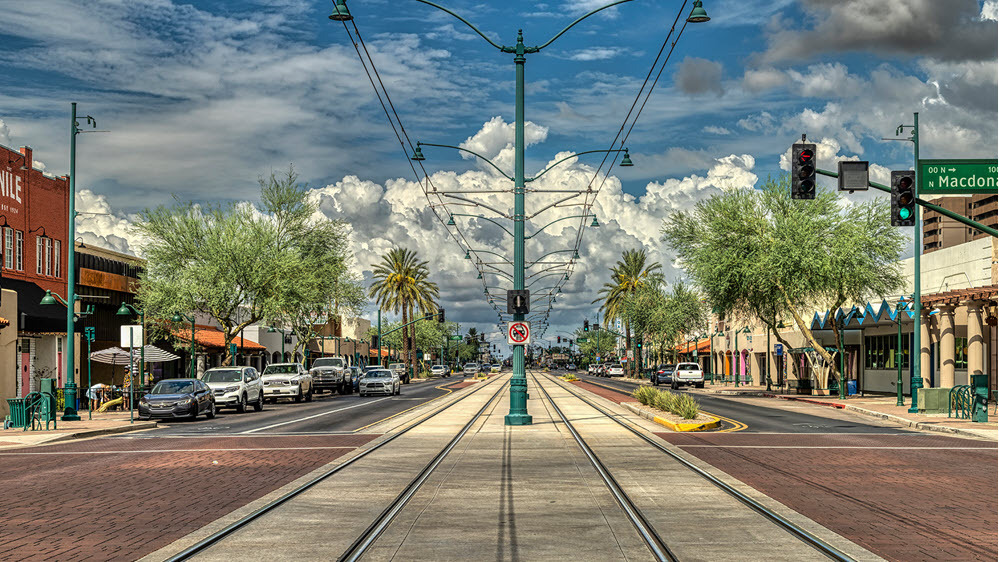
583,320,589,332
507,289,530,315
424,312,433,321
371,335,379,348
637,341,642,349
791,143,817,200
557,336,561,343
891,170,917,227
437,308,445,322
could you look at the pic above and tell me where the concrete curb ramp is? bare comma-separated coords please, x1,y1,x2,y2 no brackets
622,402,720,431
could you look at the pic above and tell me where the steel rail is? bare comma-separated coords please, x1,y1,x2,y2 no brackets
337,377,509,561
165,375,506,562
530,373,677,562
543,373,856,562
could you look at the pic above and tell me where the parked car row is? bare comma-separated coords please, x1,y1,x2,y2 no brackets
138,361,400,421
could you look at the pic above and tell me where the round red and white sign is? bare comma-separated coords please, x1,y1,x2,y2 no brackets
507,321,531,345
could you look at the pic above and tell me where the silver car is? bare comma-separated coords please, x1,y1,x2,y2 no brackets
359,369,400,397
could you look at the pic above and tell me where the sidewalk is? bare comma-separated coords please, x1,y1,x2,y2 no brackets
600,376,998,441
0,411,157,449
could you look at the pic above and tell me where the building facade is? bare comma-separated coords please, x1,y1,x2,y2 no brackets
923,194,998,253
1,144,71,397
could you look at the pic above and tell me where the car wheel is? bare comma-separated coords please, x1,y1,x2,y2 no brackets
671,382,678,390
254,393,264,411
236,394,246,413
188,404,200,421
305,388,313,402
206,402,216,419
295,388,303,403
395,384,401,396
696,382,704,389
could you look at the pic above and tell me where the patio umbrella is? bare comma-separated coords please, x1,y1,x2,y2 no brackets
89,347,131,365
135,345,180,363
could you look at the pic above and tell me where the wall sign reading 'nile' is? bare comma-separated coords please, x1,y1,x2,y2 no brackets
0,167,24,209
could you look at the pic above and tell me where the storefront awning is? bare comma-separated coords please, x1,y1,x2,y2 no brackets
2,278,75,333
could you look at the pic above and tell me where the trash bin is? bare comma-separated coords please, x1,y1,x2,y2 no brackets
846,380,858,396
5,398,29,429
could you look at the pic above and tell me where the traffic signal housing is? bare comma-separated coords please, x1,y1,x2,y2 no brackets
437,308,445,322
891,170,917,227
557,336,561,344
583,319,589,332
791,143,817,200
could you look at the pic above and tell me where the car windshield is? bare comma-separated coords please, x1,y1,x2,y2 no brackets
263,365,299,374
663,364,676,370
364,370,392,378
151,380,195,394
203,370,242,383
432,365,444,369
677,363,699,370
313,358,344,368
464,364,477,368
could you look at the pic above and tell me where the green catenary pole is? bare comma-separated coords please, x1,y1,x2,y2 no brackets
909,112,923,413
62,103,81,420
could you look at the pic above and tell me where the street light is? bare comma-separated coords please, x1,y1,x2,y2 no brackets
116,302,145,424
734,326,750,387
39,290,94,419
379,0,708,425
172,312,197,378
267,326,289,359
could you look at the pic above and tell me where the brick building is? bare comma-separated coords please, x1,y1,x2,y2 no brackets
0,143,71,397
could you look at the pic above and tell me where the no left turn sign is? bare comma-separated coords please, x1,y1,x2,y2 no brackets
507,321,531,345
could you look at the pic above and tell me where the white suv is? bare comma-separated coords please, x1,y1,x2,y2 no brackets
607,364,625,377
261,363,314,403
201,367,264,413
463,363,479,375
672,362,705,389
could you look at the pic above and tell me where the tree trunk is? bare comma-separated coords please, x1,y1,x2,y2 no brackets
409,304,418,380
401,305,410,377
779,288,838,382
624,321,633,377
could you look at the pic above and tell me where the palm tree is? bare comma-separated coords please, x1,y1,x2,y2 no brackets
593,249,661,376
369,248,440,378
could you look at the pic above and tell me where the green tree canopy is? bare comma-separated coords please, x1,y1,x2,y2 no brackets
661,177,905,382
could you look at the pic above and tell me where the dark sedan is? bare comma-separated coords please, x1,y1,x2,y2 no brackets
138,379,216,421
651,364,676,386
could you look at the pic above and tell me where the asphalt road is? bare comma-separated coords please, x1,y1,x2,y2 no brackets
574,372,913,434
125,376,460,437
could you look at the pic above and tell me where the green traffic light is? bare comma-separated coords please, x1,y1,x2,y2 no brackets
899,208,912,220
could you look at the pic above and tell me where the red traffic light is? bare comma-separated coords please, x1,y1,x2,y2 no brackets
798,149,814,162
898,176,913,190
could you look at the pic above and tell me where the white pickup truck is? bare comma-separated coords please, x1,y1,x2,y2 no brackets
671,362,705,389
310,357,351,395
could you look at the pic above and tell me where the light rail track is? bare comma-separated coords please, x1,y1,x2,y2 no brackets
531,373,678,562
165,375,506,562
336,378,508,561
542,372,856,562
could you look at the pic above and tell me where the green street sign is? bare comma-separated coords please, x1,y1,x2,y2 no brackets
450,335,463,341
919,159,997,194
576,338,588,343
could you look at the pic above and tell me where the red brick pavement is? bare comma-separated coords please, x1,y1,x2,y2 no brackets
658,432,998,562
571,379,632,403
0,434,379,561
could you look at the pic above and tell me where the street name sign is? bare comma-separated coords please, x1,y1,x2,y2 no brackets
577,338,588,343
450,335,463,341
507,322,531,345
919,159,997,195
774,343,783,356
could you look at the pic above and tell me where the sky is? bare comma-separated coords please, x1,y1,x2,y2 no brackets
0,0,996,350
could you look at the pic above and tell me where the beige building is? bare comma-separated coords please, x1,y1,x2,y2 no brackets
702,237,997,397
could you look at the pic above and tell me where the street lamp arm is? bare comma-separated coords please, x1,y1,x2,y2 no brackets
528,149,623,182
528,248,575,265
526,271,566,288
481,267,515,282
532,0,637,51
451,213,514,238
526,214,592,239
470,248,513,264
412,0,506,51
419,142,514,180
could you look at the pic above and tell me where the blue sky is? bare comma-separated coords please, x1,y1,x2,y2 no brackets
0,0,995,344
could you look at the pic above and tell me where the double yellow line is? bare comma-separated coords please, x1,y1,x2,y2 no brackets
581,378,748,433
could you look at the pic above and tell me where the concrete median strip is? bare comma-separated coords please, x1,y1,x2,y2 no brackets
621,402,720,432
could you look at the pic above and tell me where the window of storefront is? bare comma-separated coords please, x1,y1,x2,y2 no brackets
36,236,42,274
3,227,12,269
54,240,61,278
955,337,968,369
44,238,52,276
16,230,23,270
865,333,909,369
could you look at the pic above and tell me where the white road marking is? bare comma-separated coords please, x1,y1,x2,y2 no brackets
0,447,358,455
241,397,392,434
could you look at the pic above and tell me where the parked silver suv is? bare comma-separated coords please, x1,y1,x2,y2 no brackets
201,367,264,413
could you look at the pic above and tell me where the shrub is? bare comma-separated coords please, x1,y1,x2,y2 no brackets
563,373,579,382
674,394,701,420
653,390,676,413
632,386,657,405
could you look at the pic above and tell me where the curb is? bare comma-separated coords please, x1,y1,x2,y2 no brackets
762,393,997,441
47,421,159,443
622,402,720,432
